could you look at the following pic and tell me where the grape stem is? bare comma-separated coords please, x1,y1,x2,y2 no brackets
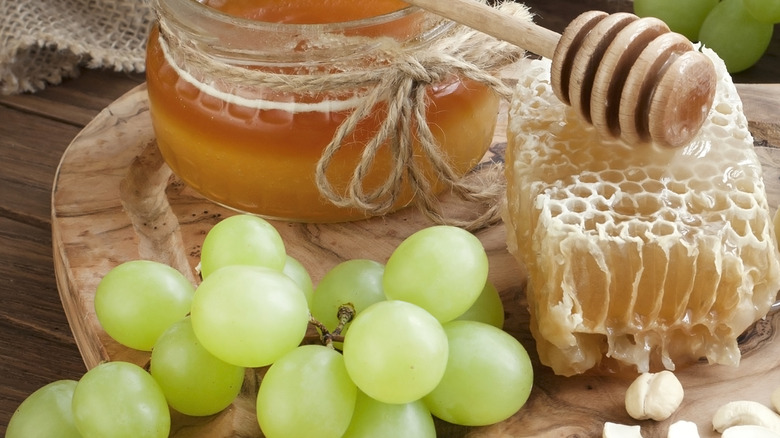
309,303,356,349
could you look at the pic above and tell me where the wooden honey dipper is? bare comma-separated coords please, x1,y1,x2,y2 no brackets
403,0,718,148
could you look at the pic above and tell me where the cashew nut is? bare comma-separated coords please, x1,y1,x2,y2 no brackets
603,422,643,438
667,420,699,438
624,370,684,421
772,386,780,414
722,425,780,438
712,400,780,434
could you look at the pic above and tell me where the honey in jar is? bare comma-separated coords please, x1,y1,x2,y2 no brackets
146,0,501,222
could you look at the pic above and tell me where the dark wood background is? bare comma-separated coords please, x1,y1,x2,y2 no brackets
0,0,777,434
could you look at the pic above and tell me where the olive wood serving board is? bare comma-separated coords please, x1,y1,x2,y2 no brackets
52,82,780,438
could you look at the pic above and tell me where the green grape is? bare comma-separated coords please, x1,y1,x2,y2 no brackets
342,300,448,404
6,380,81,438
744,0,780,24
200,214,286,278
383,225,489,323
190,265,309,367
256,345,357,438
698,0,775,73
423,320,533,426
634,0,718,41
150,317,245,416
342,391,436,438
282,255,314,305
72,361,170,438
311,259,385,333
95,260,194,351
454,280,504,328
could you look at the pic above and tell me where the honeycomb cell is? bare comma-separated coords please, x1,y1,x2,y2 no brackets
579,173,600,184
598,183,618,200
601,170,626,184
565,198,589,214
635,193,663,215
666,181,688,195
641,179,665,194
730,192,756,210
714,102,733,116
619,181,644,195
570,185,595,199
559,213,583,226
712,114,730,127
625,168,648,182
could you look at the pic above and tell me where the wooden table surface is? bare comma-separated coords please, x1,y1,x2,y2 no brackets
0,1,777,435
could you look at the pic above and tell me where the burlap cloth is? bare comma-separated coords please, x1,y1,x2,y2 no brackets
0,0,153,95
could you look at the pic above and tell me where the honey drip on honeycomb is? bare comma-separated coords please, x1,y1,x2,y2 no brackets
504,50,780,376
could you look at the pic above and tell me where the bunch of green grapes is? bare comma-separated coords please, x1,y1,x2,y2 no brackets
8,215,534,438
635,0,777,73
6,363,172,438
259,224,532,437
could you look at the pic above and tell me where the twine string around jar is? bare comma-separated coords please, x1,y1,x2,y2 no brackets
156,1,532,231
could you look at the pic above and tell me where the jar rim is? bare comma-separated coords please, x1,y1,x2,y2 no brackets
153,0,452,64
169,0,423,32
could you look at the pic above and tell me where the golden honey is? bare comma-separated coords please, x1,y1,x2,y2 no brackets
146,0,500,222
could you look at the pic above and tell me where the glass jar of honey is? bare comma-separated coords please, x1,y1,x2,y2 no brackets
146,0,503,222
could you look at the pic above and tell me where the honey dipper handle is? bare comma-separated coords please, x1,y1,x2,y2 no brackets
402,0,560,59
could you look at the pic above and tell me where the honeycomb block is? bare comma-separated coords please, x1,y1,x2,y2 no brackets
504,50,780,376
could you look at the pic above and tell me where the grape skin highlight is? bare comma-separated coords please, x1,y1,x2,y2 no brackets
342,300,449,404
200,214,287,278
424,320,534,426
744,0,780,24
383,225,489,323
71,361,170,438
94,260,194,351
698,0,774,73
190,265,310,368
256,345,357,438
633,0,718,41
150,317,245,416
342,391,436,438
6,380,81,438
